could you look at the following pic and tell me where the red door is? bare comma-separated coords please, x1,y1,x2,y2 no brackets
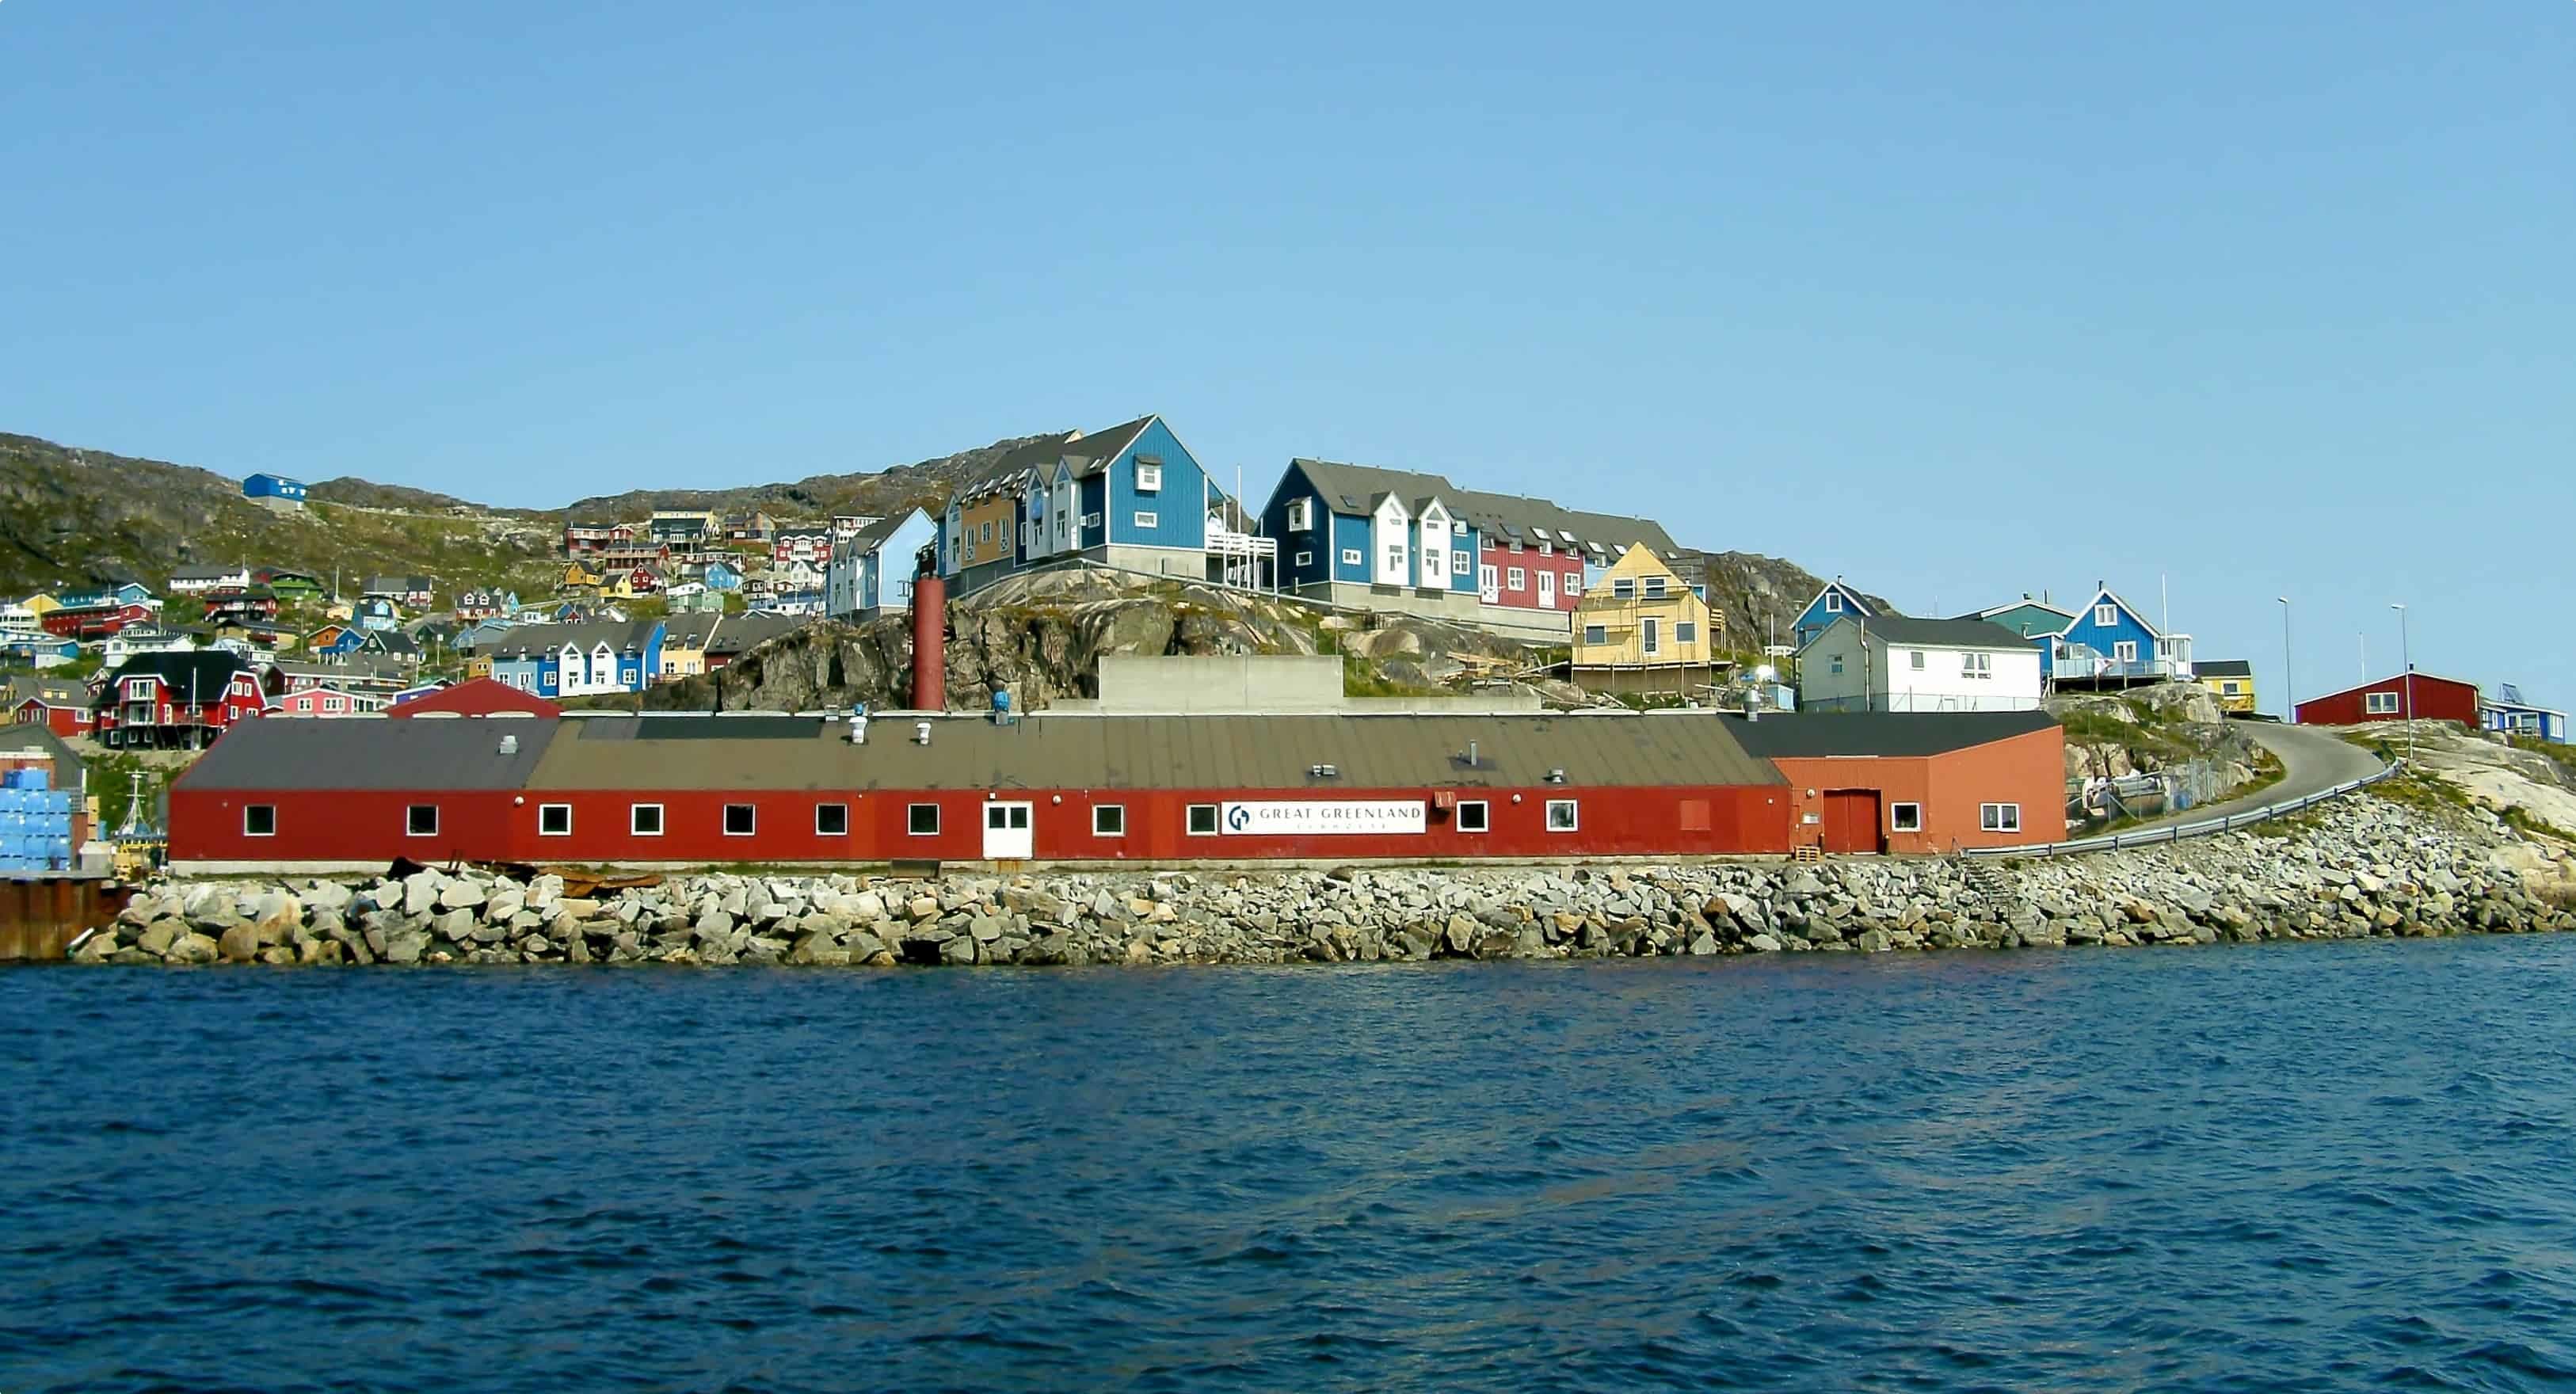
1821,790,1882,854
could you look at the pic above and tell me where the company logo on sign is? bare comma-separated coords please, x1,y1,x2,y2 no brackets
1218,801,1427,836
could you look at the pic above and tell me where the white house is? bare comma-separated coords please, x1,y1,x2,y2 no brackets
168,565,253,595
824,508,936,619
1797,615,2045,714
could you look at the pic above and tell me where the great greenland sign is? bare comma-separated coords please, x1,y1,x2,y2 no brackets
1220,800,1426,836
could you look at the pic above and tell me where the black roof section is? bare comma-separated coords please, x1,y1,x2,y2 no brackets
2195,659,2254,677
97,651,259,703
1836,615,2037,649
1722,710,2060,760
173,715,562,792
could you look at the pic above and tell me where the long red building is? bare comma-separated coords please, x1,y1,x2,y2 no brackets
2293,670,2480,729
167,709,2065,873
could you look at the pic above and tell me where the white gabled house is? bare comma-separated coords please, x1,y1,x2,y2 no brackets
1797,615,2046,714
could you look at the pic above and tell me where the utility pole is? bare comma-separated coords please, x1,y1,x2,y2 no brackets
2391,602,2413,764
2277,597,2294,722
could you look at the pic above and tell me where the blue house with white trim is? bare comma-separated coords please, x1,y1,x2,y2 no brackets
243,474,307,508
937,415,1223,596
2038,586,2193,687
1258,459,1485,625
2483,684,2567,744
486,619,665,698
1789,581,1889,650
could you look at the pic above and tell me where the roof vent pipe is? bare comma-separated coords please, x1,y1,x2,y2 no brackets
915,721,931,746
1467,740,1479,767
498,733,518,756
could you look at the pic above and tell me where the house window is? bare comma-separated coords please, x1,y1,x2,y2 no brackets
1613,577,1636,600
1676,621,1698,646
2223,681,2243,695
1564,574,1581,596
1081,512,1103,528
2096,604,2118,627
809,802,849,836
2366,691,2402,714
1451,551,1471,576
1093,804,1126,836
1545,798,1579,832
2113,641,2139,663
1964,652,1993,679
1341,548,1364,567
539,804,571,836
1583,624,1608,645
1187,803,1219,836
1294,550,1313,567
631,804,664,836
406,805,439,837
723,804,756,836
1892,802,1923,833
1134,511,1158,530
1825,592,1844,613
1642,617,1661,655
1458,800,1489,833
908,803,940,836
243,805,276,837
1286,498,1313,531
1450,520,1466,535
1385,546,1408,575
1910,650,1926,671
1981,803,2022,833
981,521,993,543
1644,576,1667,600
1135,461,1162,493
1507,568,1526,589
1831,655,1845,675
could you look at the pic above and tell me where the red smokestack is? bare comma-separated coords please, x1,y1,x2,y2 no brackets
910,574,946,710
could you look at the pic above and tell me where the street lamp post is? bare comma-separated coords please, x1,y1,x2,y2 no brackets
2277,597,2294,722
2391,603,2413,764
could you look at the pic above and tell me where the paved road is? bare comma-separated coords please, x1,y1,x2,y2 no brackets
2120,720,2389,831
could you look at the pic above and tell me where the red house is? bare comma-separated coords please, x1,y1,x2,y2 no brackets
10,680,96,738
43,600,155,640
95,653,270,749
387,676,562,719
2293,670,2481,729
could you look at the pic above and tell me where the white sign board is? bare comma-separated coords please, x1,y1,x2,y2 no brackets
1219,800,1426,836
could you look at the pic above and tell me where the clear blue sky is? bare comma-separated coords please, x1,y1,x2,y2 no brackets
4,2,2568,711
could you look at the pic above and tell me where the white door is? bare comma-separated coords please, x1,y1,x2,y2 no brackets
1480,566,1499,604
1537,571,1555,607
983,802,1033,859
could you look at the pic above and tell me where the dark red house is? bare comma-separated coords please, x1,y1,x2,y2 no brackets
95,652,269,749
2293,670,2480,729
42,600,154,640
387,677,563,719
166,709,2068,873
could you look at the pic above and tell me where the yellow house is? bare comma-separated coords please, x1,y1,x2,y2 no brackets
18,593,60,619
657,617,718,683
463,654,493,682
1571,544,1726,694
559,561,604,594
2196,660,2258,714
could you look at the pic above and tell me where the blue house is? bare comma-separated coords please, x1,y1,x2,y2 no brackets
1790,581,1889,650
307,626,365,658
486,619,665,698
826,508,936,619
1259,459,1484,624
700,558,744,592
2483,684,2567,745
1961,595,2078,642
59,582,158,611
0,635,80,668
2038,586,2193,687
242,474,308,508
936,415,1222,596
355,598,400,633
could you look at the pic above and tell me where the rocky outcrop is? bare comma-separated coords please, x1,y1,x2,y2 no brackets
2048,681,2258,786
66,788,2576,969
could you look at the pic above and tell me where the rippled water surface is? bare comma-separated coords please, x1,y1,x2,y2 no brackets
9,940,2576,1392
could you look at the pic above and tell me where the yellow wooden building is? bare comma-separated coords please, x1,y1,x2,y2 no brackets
2195,660,2258,714
1570,544,1727,694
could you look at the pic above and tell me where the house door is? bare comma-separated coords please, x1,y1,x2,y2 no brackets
1537,570,1555,607
983,802,1033,859
1820,790,1882,854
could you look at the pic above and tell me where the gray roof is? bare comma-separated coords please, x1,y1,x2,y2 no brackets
173,714,562,792
952,417,1157,504
484,620,660,661
1286,459,1680,558
2195,659,2254,678
842,508,928,554
7,675,90,707
364,576,433,593
0,722,86,789
706,613,817,657
528,711,1785,792
1723,710,2061,760
1831,615,2035,650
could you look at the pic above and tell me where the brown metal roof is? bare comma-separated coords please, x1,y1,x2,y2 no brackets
524,712,1785,792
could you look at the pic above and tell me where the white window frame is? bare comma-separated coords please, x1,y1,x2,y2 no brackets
1186,803,1218,836
1545,798,1579,832
1507,567,1526,589
908,802,940,836
2095,603,2118,627
1831,655,1845,675
2113,641,2140,663
1891,802,1923,833
1643,575,1667,600
406,804,439,838
816,802,850,836
1612,577,1636,600
1564,573,1581,596
1909,649,1926,671
722,803,756,837
631,803,664,836
2366,691,2401,714
1134,461,1162,493
1340,548,1364,567
243,805,276,837
1457,800,1489,833
1286,498,1313,531
1964,651,1993,680
1825,591,1844,613
1451,550,1471,576
539,803,572,836
1080,512,1103,528
1093,804,1126,837
1981,803,2022,833
1294,550,1313,566
1134,511,1158,530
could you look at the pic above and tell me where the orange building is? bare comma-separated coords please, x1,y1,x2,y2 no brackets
1729,711,2064,854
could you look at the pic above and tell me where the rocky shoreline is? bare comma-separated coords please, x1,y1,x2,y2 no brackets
67,792,2576,969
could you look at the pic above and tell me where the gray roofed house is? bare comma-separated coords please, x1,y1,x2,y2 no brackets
1824,615,2036,650
482,619,661,661
705,613,817,662
949,417,1159,507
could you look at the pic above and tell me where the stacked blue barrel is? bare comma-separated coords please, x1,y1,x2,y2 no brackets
0,767,76,872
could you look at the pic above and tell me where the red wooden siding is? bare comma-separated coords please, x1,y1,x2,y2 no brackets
2294,673,2479,729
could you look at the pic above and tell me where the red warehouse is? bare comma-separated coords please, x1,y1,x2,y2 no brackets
2293,670,2481,729
1730,711,2067,854
170,708,2069,874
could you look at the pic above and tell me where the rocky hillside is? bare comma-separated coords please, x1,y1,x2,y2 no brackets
2048,682,2264,794
557,435,1053,524
1694,551,1889,649
652,569,1558,714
